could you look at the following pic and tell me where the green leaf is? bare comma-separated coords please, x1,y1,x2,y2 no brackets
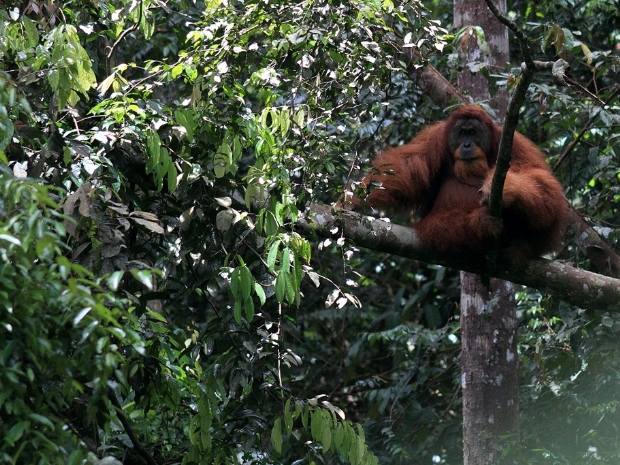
281,247,291,272
244,296,254,322
214,141,232,178
293,108,305,127
293,253,302,289
28,413,55,429
233,299,242,324
68,450,85,465
141,14,155,39
311,408,321,441
75,64,96,93
199,405,212,449
5,421,28,445
67,449,86,465
131,269,154,290
254,282,266,306
275,269,296,305
146,309,168,323
264,211,278,236
107,271,125,291
171,63,184,79
356,424,366,462
280,111,291,137
284,398,293,434
286,272,295,304
260,107,271,127
271,418,282,453
48,69,60,92
230,267,240,298
321,421,332,452
98,72,116,97
189,415,199,445
347,426,360,465
232,136,242,160
0,233,21,246
267,239,281,273
36,234,56,259
239,266,252,300
22,16,39,48
167,160,178,193
275,271,287,303
273,202,284,226
155,147,169,191
146,131,161,174
356,422,366,443
333,423,345,451
175,109,196,142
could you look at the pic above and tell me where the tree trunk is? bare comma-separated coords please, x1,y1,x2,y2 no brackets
454,0,509,115
460,277,519,463
454,0,520,464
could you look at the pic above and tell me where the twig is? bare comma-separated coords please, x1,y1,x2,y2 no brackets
106,1,143,59
554,84,620,171
563,74,605,106
534,60,606,106
276,302,283,390
65,418,101,456
109,393,158,465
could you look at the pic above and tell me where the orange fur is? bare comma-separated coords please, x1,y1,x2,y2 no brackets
453,145,489,182
343,106,567,262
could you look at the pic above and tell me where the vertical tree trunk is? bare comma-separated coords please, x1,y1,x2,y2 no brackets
454,0,509,115
453,0,520,464
461,277,519,463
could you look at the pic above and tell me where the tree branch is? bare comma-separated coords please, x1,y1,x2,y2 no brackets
109,394,158,465
554,84,620,171
482,0,536,219
487,66,534,218
303,204,620,312
564,207,620,277
404,48,470,107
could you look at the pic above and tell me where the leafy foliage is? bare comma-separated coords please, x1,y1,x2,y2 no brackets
0,168,143,464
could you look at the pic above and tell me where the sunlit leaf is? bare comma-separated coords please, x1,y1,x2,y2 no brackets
254,282,266,306
131,269,154,290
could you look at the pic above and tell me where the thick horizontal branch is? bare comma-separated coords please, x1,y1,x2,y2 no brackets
301,203,620,312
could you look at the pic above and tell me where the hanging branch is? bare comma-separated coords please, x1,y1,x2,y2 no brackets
482,0,536,218
109,394,158,465
106,1,144,59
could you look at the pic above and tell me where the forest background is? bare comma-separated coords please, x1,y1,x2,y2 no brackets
1,0,620,463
